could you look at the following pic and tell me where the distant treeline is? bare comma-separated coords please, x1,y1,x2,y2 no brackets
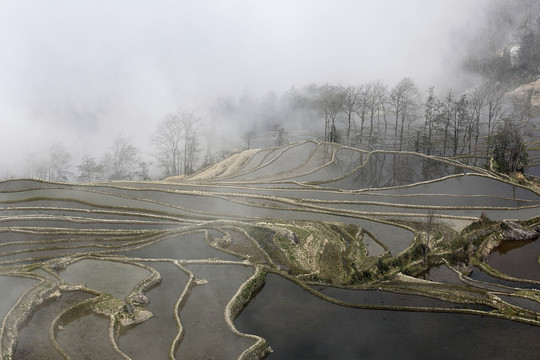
13,0,539,182
17,75,532,183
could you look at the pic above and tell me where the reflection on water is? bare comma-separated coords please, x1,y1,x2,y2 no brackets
418,265,466,286
61,259,151,299
314,285,488,310
2,143,540,359
0,276,38,322
498,295,540,313
56,312,123,359
14,291,93,360
177,264,255,359
236,274,540,360
118,262,189,359
493,240,535,254
362,233,385,257
469,267,540,290
489,239,540,281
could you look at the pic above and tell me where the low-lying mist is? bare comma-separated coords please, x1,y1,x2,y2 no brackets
1,0,538,181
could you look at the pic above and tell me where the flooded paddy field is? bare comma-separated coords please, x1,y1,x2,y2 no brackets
14,291,93,360
236,274,540,360
488,239,540,281
56,311,122,359
1,142,540,359
118,261,189,359
177,264,255,359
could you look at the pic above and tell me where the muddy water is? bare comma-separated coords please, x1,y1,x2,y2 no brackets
419,265,465,286
176,264,255,359
56,312,123,359
14,291,93,359
362,233,385,257
0,188,196,216
469,267,540,291
0,276,38,321
313,286,489,310
528,150,540,176
321,153,474,190
61,259,151,299
498,295,540,313
489,239,540,282
0,179,59,191
118,262,189,359
318,201,540,221
236,274,540,359
379,174,539,201
122,232,240,261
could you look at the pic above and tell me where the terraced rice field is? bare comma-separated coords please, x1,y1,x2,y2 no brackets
1,141,540,359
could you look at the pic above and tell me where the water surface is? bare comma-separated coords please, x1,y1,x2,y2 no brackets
236,274,540,359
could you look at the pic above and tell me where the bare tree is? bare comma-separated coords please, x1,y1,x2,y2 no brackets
468,88,485,159
492,118,528,174
390,78,419,150
47,142,72,182
242,130,256,149
366,81,387,149
356,84,369,144
423,86,439,155
491,92,533,174
104,134,140,180
318,84,344,143
482,81,507,156
181,112,199,175
77,155,104,182
152,111,184,177
424,210,435,263
376,82,389,147
441,91,454,156
453,94,469,156
152,109,200,176
341,85,360,145
273,124,288,146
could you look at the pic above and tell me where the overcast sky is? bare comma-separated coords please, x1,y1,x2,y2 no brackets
0,0,489,176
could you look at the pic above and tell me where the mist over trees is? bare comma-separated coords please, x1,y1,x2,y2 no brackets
15,72,534,183
152,109,199,177
2,0,538,181
67,135,149,182
492,119,528,174
464,0,540,85
25,142,72,182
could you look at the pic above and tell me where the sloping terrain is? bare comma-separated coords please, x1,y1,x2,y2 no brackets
1,141,540,359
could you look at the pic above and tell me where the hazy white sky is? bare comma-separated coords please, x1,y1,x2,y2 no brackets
0,0,489,175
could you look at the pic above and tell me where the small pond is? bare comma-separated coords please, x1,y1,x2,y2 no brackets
489,239,540,282
61,259,151,299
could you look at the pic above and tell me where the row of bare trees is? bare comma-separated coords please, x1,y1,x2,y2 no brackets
20,76,533,182
24,135,150,183
25,142,72,182
77,110,201,181
23,109,202,182
419,79,531,171
76,135,150,182
290,79,421,150
213,76,531,174
298,78,530,169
